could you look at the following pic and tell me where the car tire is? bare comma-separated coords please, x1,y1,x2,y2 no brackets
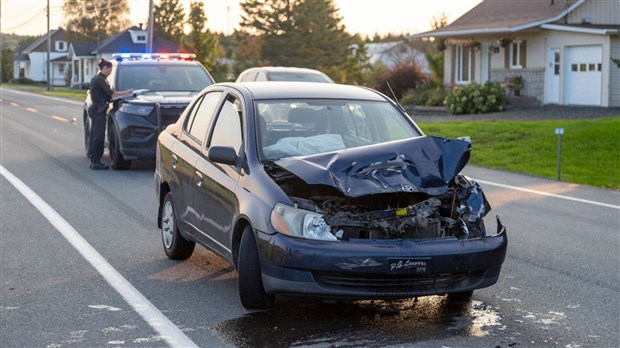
238,226,274,309
108,122,131,170
161,192,195,260
84,113,91,157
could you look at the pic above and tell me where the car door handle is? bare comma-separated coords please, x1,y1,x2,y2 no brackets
195,171,203,187
172,154,178,169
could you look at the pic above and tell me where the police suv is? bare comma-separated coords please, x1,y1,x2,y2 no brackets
83,53,215,169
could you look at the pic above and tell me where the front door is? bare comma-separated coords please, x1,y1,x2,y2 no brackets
547,48,561,104
480,43,490,84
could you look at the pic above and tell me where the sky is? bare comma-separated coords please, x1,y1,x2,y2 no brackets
0,0,482,37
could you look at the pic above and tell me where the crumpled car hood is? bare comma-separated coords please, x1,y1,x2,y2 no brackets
273,136,471,197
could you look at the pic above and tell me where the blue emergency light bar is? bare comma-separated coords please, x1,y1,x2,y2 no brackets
111,53,196,61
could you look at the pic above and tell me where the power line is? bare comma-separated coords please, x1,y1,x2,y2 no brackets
3,8,47,32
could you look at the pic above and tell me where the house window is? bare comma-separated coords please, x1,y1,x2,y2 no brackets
58,64,65,73
137,35,146,41
455,44,473,83
509,41,523,68
55,40,67,52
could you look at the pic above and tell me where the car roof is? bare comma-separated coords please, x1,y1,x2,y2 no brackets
221,82,390,101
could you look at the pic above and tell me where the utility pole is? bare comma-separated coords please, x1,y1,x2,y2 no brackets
46,0,52,91
147,0,154,53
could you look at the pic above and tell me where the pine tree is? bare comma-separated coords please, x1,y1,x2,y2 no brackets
63,0,130,43
239,0,350,68
154,0,185,45
185,1,219,69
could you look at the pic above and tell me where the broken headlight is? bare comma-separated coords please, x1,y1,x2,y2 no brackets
271,203,337,241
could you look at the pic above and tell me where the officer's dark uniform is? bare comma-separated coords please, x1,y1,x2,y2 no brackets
88,72,113,167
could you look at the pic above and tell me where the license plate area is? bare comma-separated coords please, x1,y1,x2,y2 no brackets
387,257,432,274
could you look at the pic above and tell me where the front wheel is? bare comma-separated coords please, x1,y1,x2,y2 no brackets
161,192,195,259
238,226,274,309
107,122,131,170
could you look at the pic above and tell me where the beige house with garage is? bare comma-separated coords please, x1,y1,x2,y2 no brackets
415,0,620,107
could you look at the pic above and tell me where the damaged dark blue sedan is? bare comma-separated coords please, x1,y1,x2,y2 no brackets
155,82,507,309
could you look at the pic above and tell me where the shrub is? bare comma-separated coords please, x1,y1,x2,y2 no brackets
400,84,448,107
373,60,429,101
444,81,507,114
13,77,35,84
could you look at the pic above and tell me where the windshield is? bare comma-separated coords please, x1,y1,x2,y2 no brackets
116,64,213,91
256,99,421,160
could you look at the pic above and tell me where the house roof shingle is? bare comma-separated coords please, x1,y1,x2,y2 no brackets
416,0,584,37
93,26,179,54
22,29,65,53
72,42,97,57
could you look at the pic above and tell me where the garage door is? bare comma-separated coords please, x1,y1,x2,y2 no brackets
565,45,602,106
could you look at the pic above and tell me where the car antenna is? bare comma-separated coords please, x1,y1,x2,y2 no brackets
386,81,406,112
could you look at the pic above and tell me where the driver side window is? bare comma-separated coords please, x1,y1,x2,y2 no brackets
209,95,243,155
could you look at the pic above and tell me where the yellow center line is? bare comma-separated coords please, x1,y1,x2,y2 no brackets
26,108,38,113
51,115,69,123
10,102,19,107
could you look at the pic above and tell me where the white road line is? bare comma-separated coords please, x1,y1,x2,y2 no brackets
0,165,198,348
475,178,620,210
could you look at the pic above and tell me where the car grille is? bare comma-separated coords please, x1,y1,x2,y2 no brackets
159,104,187,128
314,271,485,294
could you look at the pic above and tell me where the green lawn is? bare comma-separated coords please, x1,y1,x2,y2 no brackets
2,83,86,101
417,117,620,191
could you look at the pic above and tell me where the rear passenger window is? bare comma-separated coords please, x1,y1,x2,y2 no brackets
185,91,222,143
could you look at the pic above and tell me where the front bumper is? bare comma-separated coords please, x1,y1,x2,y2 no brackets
256,218,507,300
112,104,185,161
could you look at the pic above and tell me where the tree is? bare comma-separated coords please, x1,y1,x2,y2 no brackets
325,41,373,86
154,0,185,45
239,0,350,68
425,12,448,86
1,48,15,82
185,1,219,69
63,0,130,43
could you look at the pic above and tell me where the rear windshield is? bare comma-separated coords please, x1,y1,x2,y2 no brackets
267,72,333,83
116,64,213,91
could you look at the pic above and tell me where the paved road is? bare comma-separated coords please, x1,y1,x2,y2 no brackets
1,88,619,347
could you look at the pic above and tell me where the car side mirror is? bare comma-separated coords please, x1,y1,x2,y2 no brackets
208,146,238,165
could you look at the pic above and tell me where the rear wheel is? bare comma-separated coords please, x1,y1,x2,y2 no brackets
108,122,131,170
238,226,274,309
161,192,195,259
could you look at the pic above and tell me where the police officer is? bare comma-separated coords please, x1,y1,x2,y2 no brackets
88,59,133,170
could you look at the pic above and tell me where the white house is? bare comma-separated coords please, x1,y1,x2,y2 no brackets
67,26,180,88
415,0,620,107
363,41,430,74
12,28,69,86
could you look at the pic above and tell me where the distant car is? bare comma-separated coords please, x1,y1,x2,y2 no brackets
236,66,334,83
83,53,215,169
155,82,507,309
